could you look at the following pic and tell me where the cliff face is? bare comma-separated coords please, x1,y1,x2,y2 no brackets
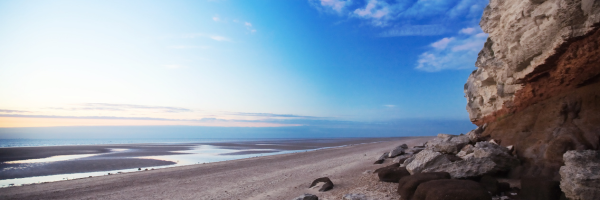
465,0,600,179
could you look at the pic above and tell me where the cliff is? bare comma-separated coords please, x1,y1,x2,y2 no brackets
465,0,600,179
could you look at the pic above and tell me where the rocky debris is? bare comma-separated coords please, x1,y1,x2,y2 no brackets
407,147,425,154
520,178,563,200
374,152,388,164
400,156,415,167
422,142,519,178
560,150,600,200
457,144,474,159
293,194,318,200
397,172,451,200
425,134,470,154
377,166,410,183
343,193,367,200
309,177,334,192
389,144,409,158
414,142,426,148
392,154,412,164
405,150,451,174
413,179,492,200
479,175,510,196
466,125,486,143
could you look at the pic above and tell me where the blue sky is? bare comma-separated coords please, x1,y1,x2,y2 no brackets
0,0,487,137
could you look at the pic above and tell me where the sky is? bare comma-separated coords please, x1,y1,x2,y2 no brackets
0,0,488,138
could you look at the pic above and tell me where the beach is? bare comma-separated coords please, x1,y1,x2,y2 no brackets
0,137,430,200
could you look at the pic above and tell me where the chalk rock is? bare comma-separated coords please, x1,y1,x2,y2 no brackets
406,150,451,174
343,193,367,200
426,134,471,154
456,144,474,159
392,154,413,164
422,142,519,178
466,125,486,143
389,144,408,158
293,194,318,200
560,150,600,200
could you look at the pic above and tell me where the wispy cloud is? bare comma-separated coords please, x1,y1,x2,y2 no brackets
168,45,210,49
383,105,396,108
415,27,487,72
244,22,257,33
379,24,448,37
0,109,30,113
182,33,232,42
48,103,193,113
209,35,232,42
164,64,185,69
212,15,221,22
310,0,351,14
229,112,322,119
352,0,391,26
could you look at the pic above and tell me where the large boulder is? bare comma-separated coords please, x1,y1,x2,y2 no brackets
405,150,451,174
397,172,451,200
377,166,410,182
421,142,519,178
560,150,600,200
426,134,471,154
412,179,492,200
389,144,409,158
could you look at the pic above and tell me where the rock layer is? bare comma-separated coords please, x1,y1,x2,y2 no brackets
465,0,600,178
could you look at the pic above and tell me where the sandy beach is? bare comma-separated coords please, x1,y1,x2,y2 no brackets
0,137,430,200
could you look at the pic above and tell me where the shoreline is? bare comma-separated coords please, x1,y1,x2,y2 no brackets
0,137,416,185
0,136,431,200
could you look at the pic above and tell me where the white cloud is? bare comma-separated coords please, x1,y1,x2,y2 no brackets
352,0,391,26
212,16,221,22
379,24,448,37
431,37,454,50
164,65,185,69
209,35,232,42
415,27,488,72
459,27,476,34
168,45,210,49
244,22,257,33
245,22,252,27
383,105,396,108
316,0,350,13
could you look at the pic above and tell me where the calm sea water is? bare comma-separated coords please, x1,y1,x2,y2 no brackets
0,138,288,148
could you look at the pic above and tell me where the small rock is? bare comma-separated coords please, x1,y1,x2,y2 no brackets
392,154,412,163
343,193,367,200
413,179,492,200
456,144,474,159
466,125,486,143
374,152,389,164
407,147,425,154
362,170,374,174
293,193,318,200
414,142,426,148
309,177,334,192
389,144,409,158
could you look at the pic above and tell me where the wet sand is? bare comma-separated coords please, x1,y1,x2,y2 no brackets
0,138,405,179
0,137,431,200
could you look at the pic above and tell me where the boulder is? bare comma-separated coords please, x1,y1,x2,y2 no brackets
560,150,600,200
393,154,412,164
414,142,426,148
374,152,389,164
520,178,563,200
397,172,451,200
293,194,318,200
406,150,451,174
343,193,367,200
426,134,471,154
309,177,334,192
422,142,519,179
377,166,410,182
466,125,486,143
478,175,509,196
412,179,492,200
373,163,399,174
389,144,409,158
401,155,415,167
407,147,425,154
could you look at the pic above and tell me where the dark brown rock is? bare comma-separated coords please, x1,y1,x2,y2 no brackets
479,175,507,196
377,166,410,182
309,177,334,192
397,172,451,200
373,163,399,174
519,178,562,200
413,179,492,200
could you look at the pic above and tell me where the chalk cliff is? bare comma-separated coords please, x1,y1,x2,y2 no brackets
465,0,600,179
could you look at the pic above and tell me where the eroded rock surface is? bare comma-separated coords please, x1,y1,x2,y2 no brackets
560,150,600,200
465,0,600,179
405,150,451,174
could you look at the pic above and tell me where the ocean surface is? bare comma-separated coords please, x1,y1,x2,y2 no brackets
0,138,288,148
